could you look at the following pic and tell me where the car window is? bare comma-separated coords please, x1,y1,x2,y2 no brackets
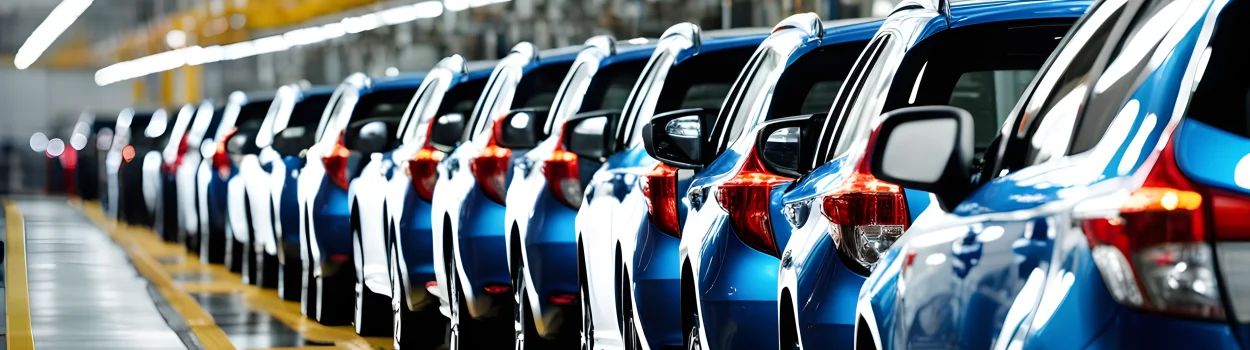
818,35,894,165
467,66,519,142
581,61,645,112
399,76,445,140
514,62,573,111
974,0,1130,181
768,41,867,120
546,62,593,134
713,46,778,148
633,46,756,146
317,84,355,143
1185,0,1248,138
234,100,276,142
615,50,674,148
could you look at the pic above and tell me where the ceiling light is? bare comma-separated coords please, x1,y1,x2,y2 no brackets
14,0,94,69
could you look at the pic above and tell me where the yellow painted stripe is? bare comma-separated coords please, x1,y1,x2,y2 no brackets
78,202,237,350
6,201,34,350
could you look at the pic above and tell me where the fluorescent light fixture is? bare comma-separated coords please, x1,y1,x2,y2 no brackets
95,0,512,85
14,0,94,69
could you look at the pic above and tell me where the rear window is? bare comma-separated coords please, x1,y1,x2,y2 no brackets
346,88,417,149
770,41,867,119
581,60,647,112
881,21,1068,155
1185,0,1248,137
514,62,574,110
235,100,276,140
656,47,755,112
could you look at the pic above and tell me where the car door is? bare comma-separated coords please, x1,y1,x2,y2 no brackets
879,0,1205,347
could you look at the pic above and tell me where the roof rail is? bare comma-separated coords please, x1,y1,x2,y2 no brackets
660,22,702,55
772,12,824,40
583,35,617,55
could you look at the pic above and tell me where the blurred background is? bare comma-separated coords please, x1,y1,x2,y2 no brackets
0,0,898,194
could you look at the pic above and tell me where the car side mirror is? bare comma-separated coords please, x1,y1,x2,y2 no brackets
429,113,465,153
754,114,824,179
351,121,390,155
494,108,551,149
561,109,620,160
867,106,975,212
641,108,717,169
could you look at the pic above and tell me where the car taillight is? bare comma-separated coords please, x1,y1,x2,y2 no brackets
405,147,444,201
821,170,909,270
470,144,511,205
164,134,188,174
641,163,681,238
214,128,236,178
545,123,582,209
1079,135,1224,320
324,131,350,190
714,152,792,257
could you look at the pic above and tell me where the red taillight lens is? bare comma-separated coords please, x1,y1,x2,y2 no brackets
406,147,444,201
714,153,791,257
164,134,188,174
545,149,581,209
213,128,236,178
1079,135,1224,320
821,171,909,270
641,163,681,238
470,145,511,205
324,132,351,190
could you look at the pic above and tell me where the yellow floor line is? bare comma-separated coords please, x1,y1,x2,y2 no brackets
78,202,237,350
76,201,392,350
6,201,34,350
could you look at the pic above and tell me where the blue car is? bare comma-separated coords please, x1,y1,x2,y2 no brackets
638,14,892,349
199,91,274,266
503,36,654,348
255,84,335,301
296,73,423,325
574,23,767,350
771,0,1088,348
349,57,494,337
857,0,1249,348
429,42,580,347
382,56,494,349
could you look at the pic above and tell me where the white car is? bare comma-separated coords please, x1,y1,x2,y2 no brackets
223,92,277,284
175,101,222,254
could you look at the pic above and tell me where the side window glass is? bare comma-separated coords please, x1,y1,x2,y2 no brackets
1185,0,1249,138
619,51,675,147
998,0,1126,168
816,35,891,166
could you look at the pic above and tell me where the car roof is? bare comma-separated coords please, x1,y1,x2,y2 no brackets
304,85,336,96
948,0,1091,28
372,72,426,91
822,17,886,44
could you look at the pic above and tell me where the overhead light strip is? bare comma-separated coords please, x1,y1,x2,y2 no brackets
14,0,95,69
95,0,509,86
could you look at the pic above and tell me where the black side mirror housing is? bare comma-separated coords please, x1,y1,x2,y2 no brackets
349,120,391,154
494,108,551,149
754,113,825,178
867,105,975,212
641,108,717,169
561,109,621,160
429,113,466,153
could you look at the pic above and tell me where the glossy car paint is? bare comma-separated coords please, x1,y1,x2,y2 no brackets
574,25,770,349
503,38,654,340
429,43,581,327
198,92,250,263
176,102,223,252
156,104,196,242
856,0,1248,348
297,73,423,322
225,94,277,279
262,85,335,299
382,57,492,314
662,17,885,350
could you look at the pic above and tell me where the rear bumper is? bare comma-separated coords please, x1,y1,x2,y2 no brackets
1084,308,1240,349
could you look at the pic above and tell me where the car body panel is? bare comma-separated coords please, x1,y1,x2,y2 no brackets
504,39,655,337
858,0,1245,348
431,44,581,319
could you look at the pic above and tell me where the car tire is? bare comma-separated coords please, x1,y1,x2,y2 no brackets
514,263,557,349
279,255,302,300
446,256,508,349
226,224,245,273
579,254,594,350
354,224,391,336
622,271,642,350
392,236,447,350
258,252,279,288
301,206,319,318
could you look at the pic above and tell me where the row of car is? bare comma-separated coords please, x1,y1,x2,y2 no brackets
77,0,1249,348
